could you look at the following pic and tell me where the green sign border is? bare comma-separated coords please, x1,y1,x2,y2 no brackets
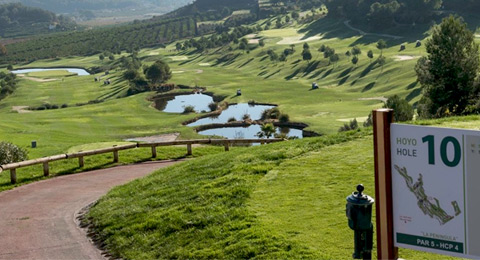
397,233,463,253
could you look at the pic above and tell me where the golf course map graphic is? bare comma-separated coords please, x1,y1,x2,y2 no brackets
394,165,460,225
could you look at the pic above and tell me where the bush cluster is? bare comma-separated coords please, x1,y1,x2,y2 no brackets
0,142,28,165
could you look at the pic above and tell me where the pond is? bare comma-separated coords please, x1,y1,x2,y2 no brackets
157,93,214,113
11,68,90,76
198,125,303,140
188,103,275,126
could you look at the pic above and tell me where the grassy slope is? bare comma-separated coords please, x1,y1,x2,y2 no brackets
1,13,470,159
89,118,477,259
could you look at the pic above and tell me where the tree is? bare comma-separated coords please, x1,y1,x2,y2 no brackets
144,60,172,85
329,53,339,68
175,42,182,51
0,142,27,165
377,56,386,72
302,49,312,63
415,15,480,117
256,123,276,139
324,47,335,59
0,43,6,56
377,39,387,56
303,42,310,50
99,54,105,60
351,46,361,57
267,49,278,62
259,39,265,47
351,56,359,67
383,95,414,122
367,50,374,63
290,44,295,51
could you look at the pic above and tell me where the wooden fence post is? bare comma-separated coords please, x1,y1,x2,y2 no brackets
373,109,398,260
10,169,16,184
43,162,49,177
187,144,192,155
224,142,230,151
113,151,119,163
151,146,157,158
79,157,84,168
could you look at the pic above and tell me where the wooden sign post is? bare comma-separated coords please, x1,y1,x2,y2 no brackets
373,109,398,260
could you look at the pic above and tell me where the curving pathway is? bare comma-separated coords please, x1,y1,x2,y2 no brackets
0,160,181,260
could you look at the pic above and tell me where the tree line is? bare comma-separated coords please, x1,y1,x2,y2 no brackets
0,3,76,38
0,16,196,64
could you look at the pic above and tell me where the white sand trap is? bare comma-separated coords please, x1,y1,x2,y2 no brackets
308,112,330,117
358,97,387,102
125,133,179,143
170,56,189,61
277,35,322,45
199,63,211,66
245,34,258,39
196,70,204,74
248,39,260,44
12,106,32,113
172,70,185,74
17,74,58,82
148,51,159,55
337,117,368,123
393,55,419,61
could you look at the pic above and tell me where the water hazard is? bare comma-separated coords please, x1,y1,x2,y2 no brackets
156,93,213,113
188,103,275,126
11,68,90,76
198,125,303,139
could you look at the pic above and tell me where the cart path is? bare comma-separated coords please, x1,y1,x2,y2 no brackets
0,160,181,260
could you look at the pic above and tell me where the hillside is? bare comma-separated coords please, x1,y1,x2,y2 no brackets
85,118,477,259
0,3,76,38
0,0,192,16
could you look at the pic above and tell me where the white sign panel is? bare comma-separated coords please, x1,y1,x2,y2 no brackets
391,124,480,258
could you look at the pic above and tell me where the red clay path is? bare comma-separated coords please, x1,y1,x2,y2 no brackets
0,160,180,260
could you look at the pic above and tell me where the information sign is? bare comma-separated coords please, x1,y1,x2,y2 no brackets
391,124,480,258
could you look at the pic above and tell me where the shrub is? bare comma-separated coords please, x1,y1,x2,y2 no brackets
242,113,251,120
208,102,218,112
183,106,195,114
279,113,290,123
363,113,372,127
0,142,28,165
339,118,359,132
261,107,280,120
228,117,236,122
383,95,414,122
61,104,68,108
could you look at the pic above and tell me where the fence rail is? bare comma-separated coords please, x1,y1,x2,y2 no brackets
0,138,284,184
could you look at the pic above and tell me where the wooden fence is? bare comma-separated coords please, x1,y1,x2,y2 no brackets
0,138,284,184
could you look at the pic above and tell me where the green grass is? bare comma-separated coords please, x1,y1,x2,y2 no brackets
0,14,437,159
27,70,77,78
0,145,225,192
87,126,465,259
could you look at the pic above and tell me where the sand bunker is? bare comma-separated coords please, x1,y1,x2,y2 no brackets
17,74,58,82
125,133,179,143
277,35,322,45
393,55,419,61
248,39,260,44
196,70,204,74
170,56,189,61
12,106,32,113
245,34,258,39
172,70,185,74
148,51,159,55
337,117,368,123
358,97,388,102
199,63,211,67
